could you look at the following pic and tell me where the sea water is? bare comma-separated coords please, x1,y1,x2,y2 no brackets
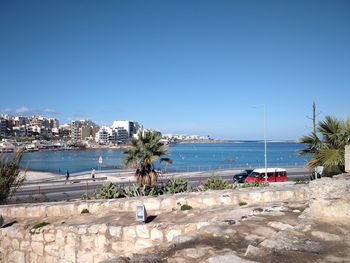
18,141,308,173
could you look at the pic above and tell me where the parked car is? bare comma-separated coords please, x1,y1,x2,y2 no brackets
233,169,254,183
245,168,288,183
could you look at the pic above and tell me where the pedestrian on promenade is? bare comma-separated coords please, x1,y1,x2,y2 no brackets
91,168,96,181
65,170,70,184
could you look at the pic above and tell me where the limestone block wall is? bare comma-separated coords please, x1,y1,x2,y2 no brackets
0,184,308,219
0,185,309,263
309,174,350,225
0,220,206,263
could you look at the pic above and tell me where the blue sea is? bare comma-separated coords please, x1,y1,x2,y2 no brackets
17,142,309,174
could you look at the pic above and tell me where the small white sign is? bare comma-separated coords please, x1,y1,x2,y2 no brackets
98,156,103,164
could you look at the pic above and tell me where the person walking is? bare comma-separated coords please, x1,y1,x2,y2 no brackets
91,168,96,181
65,170,70,184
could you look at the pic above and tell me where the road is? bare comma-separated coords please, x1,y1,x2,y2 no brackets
13,167,309,202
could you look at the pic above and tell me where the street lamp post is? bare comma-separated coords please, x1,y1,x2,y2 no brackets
263,105,267,182
253,104,268,182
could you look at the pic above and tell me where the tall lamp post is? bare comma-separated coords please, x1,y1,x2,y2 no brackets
263,104,267,182
253,105,268,182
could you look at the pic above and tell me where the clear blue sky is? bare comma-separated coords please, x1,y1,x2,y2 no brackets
0,0,349,140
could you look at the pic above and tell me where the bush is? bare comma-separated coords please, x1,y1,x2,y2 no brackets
163,177,188,194
30,221,50,234
94,181,124,199
0,149,25,204
294,177,309,184
124,184,159,197
199,176,231,191
180,204,192,211
81,208,89,214
239,201,247,206
239,181,269,188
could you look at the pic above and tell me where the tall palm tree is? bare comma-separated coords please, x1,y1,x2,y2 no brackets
299,115,350,174
123,130,172,186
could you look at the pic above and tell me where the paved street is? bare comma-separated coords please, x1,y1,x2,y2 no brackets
13,167,309,202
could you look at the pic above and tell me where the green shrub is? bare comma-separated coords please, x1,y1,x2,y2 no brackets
94,181,123,199
294,177,309,184
123,184,159,197
239,201,247,206
239,181,269,188
180,204,192,211
200,176,231,191
30,221,50,234
81,208,89,214
0,149,25,204
163,177,188,194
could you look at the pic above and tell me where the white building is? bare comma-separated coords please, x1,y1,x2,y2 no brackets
112,120,141,138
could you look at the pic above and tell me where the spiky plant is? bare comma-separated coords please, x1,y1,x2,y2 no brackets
0,149,25,204
123,131,172,186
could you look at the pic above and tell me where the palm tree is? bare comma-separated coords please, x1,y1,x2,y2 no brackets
299,115,350,174
123,130,172,186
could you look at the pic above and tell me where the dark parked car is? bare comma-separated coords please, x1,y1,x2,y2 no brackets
233,169,254,183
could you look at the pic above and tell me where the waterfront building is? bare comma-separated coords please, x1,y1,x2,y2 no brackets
0,118,10,136
115,128,129,144
112,120,141,138
95,126,112,144
70,120,99,141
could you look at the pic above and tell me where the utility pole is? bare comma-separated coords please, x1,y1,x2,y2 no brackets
307,101,320,134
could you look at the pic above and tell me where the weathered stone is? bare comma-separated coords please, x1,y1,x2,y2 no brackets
20,240,31,250
45,243,59,257
267,221,294,231
172,234,196,244
143,198,161,210
123,226,137,240
166,229,182,241
136,224,150,238
151,228,164,241
309,176,350,225
87,224,99,234
8,251,25,263
44,232,56,242
31,241,44,256
66,232,77,246
12,239,20,249
177,247,207,259
55,229,66,247
77,251,94,263
251,226,277,238
311,231,341,241
64,244,76,262
244,244,262,257
45,255,59,263
209,253,259,263
94,234,109,251
109,226,122,238
80,235,95,250
135,238,153,250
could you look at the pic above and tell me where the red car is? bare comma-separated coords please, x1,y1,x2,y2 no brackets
245,168,288,183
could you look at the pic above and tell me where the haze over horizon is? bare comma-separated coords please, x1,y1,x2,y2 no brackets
1,0,349,140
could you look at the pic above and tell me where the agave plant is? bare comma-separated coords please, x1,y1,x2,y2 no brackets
123,130,172,186
299,115,350,174
163,177,188,194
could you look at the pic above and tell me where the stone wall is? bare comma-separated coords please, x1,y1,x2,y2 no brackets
0,185,309,263
0,184,308,219
0,218,206,263
309,174,350,225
